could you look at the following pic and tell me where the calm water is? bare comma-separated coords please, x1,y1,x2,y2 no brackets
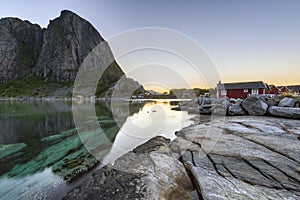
0,100,193,200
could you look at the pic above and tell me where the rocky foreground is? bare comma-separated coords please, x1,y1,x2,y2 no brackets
64,115,300,200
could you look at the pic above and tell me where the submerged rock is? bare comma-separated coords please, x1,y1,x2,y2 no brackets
7,126,119,183
41,128,77,142
0,143,27,159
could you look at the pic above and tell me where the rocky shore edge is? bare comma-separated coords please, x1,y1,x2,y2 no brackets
176,95,300,120
64,114,300,199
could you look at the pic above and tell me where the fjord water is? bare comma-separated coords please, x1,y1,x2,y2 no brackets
0,100,193,199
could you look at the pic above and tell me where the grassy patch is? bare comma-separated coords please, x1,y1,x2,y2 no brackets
0,76,72,97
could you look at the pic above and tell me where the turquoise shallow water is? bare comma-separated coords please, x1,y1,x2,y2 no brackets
0,100,193,199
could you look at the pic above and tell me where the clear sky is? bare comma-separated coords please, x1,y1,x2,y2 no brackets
1,0,300,90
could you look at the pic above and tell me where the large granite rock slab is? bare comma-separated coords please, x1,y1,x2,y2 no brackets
228,104,246,116
242,96,269,115
278,97,297,107
176,116,300,199
64,137,195,200
269,106,300,119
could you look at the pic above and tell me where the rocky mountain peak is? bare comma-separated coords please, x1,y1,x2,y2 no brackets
34,10,107,82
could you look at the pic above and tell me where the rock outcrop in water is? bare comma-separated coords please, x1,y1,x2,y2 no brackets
0,10,140,97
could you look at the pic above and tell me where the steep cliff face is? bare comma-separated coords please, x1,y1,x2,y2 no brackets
34,10,123,83
0,10,136,97
0,18,44,82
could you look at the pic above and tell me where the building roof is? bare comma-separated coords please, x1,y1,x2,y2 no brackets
277,86,291,91
217,81,267,90
269,84,278,89
286,85,300,92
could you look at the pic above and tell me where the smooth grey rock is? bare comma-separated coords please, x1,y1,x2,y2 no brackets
199,104,212,115
176,116,300,199
228,104,246,116
198,97,212,106
278,97,297,107
64,136,195,200
236,98,243,104
211,105,227,115
268,106,300,119
265,96,284,106
242,96,269,115
211,98,232,116
229,98,236,104
190,166,299,200
198,97,231,115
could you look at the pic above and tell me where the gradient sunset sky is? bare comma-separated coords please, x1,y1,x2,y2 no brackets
1,0,299,90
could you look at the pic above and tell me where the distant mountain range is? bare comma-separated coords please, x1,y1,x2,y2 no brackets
0,10,143,97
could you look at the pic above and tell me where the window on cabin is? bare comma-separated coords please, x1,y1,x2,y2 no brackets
252,89,259,95
221,90,227,95
244,89,248,92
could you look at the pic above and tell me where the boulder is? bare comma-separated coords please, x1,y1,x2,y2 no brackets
228,104,246,116
236,98,244,105
197,97,212,106
198,98,232,115
268,106,300,119
278,97,296,107
265,96,283,106
211,99,232,116
242,96,268,115
211,105,227,115
229,98,236,104
198,97,213,115
199,104,212,115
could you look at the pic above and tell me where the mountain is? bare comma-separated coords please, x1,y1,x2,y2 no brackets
0,17,44,82
0,10,142,97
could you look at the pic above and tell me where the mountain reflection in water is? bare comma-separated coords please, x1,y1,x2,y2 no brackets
0,99,193,199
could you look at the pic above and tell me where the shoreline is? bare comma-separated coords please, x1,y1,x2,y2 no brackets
63,114,300,199
0,97,191,102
